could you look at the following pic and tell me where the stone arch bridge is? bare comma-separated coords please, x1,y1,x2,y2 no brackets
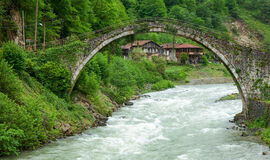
58,18,269,120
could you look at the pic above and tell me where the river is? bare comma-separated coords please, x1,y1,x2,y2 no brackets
5,84,270,160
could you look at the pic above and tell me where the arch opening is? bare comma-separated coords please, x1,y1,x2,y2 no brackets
71,24,248,116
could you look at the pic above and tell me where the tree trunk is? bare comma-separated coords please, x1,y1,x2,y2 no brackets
43,21,46,50
22,10,25,49
34,0,39,50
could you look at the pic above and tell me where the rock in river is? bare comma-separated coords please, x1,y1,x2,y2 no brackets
124,101,134,106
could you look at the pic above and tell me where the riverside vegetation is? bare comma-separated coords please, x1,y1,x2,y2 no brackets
1,0,270,157
0,42,177,156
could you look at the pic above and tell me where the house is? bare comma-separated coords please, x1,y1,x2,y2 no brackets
161,43,204,64
121,40,164,59
161,43,180,61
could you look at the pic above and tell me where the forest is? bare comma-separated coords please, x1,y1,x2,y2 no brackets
0,0,270,50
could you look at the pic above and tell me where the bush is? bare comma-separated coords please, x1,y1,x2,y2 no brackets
151,80,175,91
262,128,270,144
180,53,189,64
0,60,22,100
37,61,71,96
1,42,26,71
202,55,209,66
0,124,24,156
152,56,166,77
0,92,46,155
166,71,187,81
76,71,100,97
110,57,136,89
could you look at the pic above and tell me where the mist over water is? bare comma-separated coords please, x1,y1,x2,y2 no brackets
5,84,270,160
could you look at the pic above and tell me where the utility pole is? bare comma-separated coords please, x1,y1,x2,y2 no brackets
22,10,25,49
34,0,38,50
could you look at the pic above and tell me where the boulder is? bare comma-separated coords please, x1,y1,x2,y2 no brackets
262,151,270,155
61,123,72,135
124,101,134,106
141,95,151,98
241,132,248,137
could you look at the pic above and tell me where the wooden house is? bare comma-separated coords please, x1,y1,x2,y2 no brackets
161,43,204,64
121,40,164,59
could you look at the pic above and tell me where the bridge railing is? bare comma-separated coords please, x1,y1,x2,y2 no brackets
35,17,230,50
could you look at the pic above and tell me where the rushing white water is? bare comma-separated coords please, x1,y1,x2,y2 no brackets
5,84,270,160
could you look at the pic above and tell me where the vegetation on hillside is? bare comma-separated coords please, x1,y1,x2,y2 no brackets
0,42,175,156
0,0,269,51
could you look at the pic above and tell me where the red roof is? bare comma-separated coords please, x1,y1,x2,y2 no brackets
121,40,152,50
161,43,202,49
161,43,180,49
176,44,202,49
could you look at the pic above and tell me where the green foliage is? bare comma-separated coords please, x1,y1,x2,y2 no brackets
180,53,189,64
248,117,268,129
166,71,187,81
110,57,137,89
151,80,174,91
76,71,100,97
0,60,22,100
40,41,84,66
139,0,167,18
226,0,239,18
262,128,270,144
202,55,209,66
219,93,240,101
91,0,129,29
152,56,166,77
1,42,26,71
0,124,24,156
37,61,71,96
0,92,46,154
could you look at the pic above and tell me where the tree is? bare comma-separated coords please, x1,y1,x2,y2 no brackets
40,1,60,48
34,0,38,50
168,5,189,21
138,0,167,18
92,0,129,29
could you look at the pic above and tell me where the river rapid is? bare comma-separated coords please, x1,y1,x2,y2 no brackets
5,84,270,160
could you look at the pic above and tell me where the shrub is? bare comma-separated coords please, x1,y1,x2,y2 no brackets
1,42,26,71
95,54,110,84
37,61,71,96
201,55,209,66
76,71,100,97
151,80,175,91
180,53,189,64
110,57,136,89
0,92,46,154
152,56,166,77
262,128,270,144
0,60,22,100
166,71,187,81
0,124,24,156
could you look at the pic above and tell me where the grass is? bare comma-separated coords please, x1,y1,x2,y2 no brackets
166,63,231,83
219,93,240,101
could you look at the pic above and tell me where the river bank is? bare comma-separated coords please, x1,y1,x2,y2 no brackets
5,84,270,160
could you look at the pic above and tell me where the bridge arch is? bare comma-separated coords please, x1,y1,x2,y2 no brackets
69,19,270,119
